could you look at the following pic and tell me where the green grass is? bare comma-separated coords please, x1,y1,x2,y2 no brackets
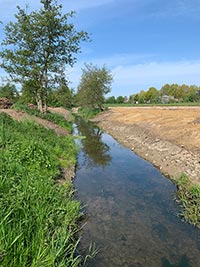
0,112,83,266
104,102,200,107
174,173,200,227
77,107,102,120
14,104,72,132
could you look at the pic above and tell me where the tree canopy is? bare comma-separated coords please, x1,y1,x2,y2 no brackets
77,63,113,110
0,83,19,102
0,0,88,112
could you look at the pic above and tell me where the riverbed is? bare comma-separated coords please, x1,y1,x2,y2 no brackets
74,118,200,267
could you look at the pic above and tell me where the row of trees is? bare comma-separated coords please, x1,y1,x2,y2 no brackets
0,0,89,112
106,84,200,105
1,0,200,111
0,62,113,110
0,0,113,112
130,84,200,104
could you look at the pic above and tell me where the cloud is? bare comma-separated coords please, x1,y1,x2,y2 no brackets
111,60,200,95
67,58,200,96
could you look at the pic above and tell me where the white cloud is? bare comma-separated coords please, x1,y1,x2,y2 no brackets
111,60,200,95
67,58,200,96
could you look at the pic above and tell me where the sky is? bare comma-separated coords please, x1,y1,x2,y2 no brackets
0,0,200,97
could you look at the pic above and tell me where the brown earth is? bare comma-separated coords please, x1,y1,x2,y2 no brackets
93,106,200,185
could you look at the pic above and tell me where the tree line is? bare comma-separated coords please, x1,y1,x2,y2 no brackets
0,62,112,110
1,0,199,111
0,0,112,112
107,84,200,104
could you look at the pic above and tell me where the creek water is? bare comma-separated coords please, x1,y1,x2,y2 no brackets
73,117,200,267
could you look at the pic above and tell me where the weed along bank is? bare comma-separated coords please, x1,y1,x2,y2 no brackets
0,112,83,266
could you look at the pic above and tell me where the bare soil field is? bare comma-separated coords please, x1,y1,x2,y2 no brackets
93,106,200,185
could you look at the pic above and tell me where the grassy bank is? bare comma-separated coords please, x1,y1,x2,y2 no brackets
14,104,72,132
175,174,200,228
77,107,102,120
104,102,200,107
0,112,82,266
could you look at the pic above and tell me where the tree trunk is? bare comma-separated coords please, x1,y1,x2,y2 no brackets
36,92,43,113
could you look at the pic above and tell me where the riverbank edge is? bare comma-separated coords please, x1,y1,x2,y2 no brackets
92,110,200,227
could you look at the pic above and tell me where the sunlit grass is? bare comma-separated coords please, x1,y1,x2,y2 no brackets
0,112,82,266
175,173,200,227
14,104,72,132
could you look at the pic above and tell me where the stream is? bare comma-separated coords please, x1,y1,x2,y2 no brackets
74,117,200,267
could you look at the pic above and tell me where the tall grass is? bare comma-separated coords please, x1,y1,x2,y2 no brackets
14,104,72,132
77,108,102,120
175,173,200,227
0,112,82,266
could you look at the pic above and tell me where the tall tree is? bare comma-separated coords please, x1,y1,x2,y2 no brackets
145,87,159,103
77,63,113,110
51,82,74,108
0,0,88,112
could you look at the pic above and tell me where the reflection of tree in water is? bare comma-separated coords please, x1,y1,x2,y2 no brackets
75,117,111,168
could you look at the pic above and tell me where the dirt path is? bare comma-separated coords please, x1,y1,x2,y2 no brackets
0,108,69,135
93,107,200,185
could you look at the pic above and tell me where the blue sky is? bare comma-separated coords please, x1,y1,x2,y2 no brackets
0,0,200,97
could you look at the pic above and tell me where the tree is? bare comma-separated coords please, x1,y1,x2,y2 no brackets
106,96,116,104
145,87,159,103
116,96,124,104
0,0,88,112
138,90,146,103
77,63,113,110
51,83,74,108
0,83,19,102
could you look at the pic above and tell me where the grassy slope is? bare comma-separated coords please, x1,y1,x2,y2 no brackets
174,174,200,228
0,112,82,267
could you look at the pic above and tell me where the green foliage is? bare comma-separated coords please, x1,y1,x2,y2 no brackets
0,0,89,112
49,84,74,108
14,104,72,132
0,112,82,266
77,63,113,110
145,87,159,103
175,174,200,227
0,83,19,102
116,96,124,104
129,83,200,104
77,107,102,120
106,96,116,104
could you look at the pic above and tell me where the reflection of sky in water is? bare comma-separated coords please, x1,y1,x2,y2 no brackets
74,119,200,267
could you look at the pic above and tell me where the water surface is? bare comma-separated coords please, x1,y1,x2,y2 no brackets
74,118,200,267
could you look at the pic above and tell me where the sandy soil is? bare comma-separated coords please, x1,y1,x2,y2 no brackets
93,106,200,185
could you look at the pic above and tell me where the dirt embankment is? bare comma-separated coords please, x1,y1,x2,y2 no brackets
93,107,200,185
